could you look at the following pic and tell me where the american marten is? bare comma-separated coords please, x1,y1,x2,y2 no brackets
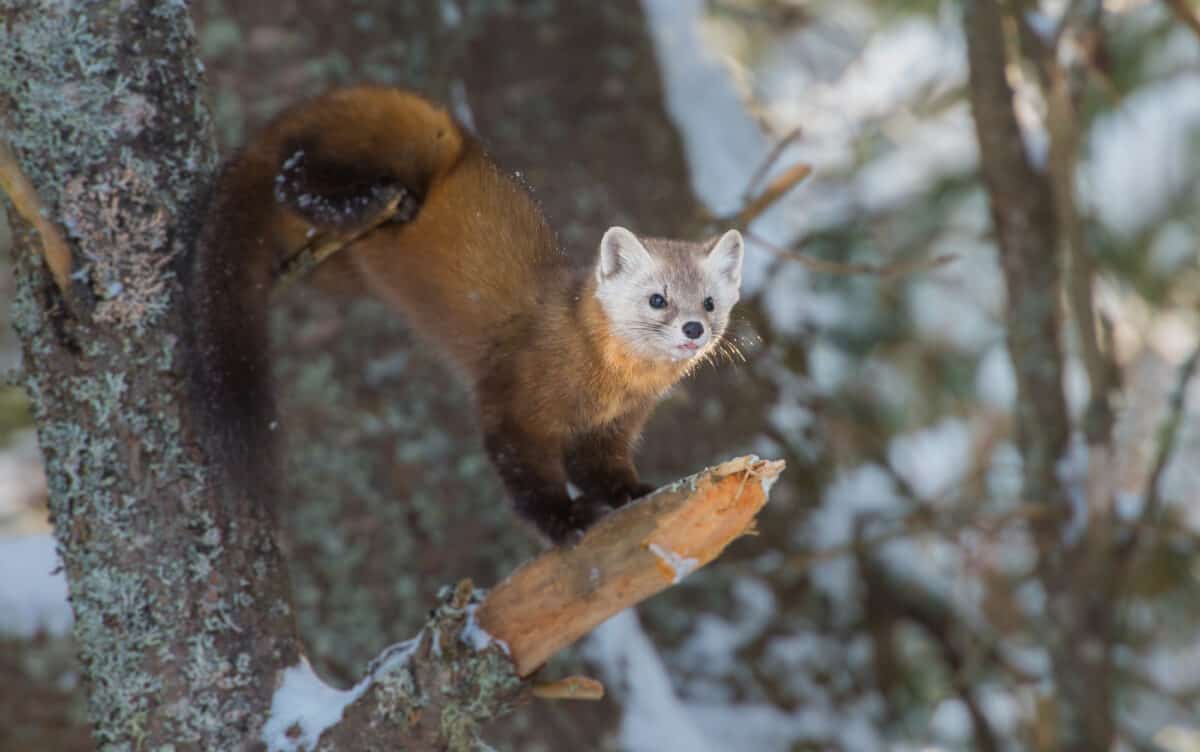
188,85,744,544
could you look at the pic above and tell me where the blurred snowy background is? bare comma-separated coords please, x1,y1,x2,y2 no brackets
4,0,1200,749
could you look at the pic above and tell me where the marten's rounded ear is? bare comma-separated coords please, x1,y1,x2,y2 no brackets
705,229,743,288
598,226,654,283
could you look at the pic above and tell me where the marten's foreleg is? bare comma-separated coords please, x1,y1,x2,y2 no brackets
483,417,610,545
564,406,656,509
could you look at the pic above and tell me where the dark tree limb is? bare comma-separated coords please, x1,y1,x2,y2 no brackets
964,2,1114,749
965,0,1070,515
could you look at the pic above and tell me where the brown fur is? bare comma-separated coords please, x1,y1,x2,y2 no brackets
189,85,694,542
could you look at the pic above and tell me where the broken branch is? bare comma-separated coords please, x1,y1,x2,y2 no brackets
262,456,784,749
478,455,784,677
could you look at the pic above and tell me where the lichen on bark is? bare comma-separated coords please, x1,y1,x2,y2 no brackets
2,2,300,748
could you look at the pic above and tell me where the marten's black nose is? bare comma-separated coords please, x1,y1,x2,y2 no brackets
682,321,704,339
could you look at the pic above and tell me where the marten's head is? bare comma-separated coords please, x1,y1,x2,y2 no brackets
594,227,743,364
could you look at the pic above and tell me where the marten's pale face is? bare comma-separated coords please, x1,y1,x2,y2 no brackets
595,227,743,363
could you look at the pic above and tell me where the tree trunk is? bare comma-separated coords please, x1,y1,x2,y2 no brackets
1,2,302,747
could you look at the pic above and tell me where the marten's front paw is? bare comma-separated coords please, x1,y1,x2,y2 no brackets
630,481,658,500
604,481,658,510
533,496,612,546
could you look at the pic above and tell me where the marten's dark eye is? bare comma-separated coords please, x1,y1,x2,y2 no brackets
649,293,667,309
703,296,715,312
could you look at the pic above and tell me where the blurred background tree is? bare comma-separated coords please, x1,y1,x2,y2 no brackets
3,0,1200,749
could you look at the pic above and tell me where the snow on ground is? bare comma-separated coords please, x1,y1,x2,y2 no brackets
586,608,888,752
0,429,49,535
585,610,722,752
1082,73,1200,239
801,463,903,606
887,417,971,501
674,578,775,683
0,533,72,638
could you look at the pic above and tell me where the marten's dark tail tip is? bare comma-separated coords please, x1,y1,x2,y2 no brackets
274,137,421,230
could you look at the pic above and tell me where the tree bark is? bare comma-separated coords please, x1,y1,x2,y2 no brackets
1,1,301,748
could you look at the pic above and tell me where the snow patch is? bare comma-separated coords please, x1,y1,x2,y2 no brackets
648,543,699,584
585,609,719,752
676,578,777,678
930,698,972,742
1056,437,1090,545
1081,74,1200,238
262,638,421,751
976,345,1017,409
461,603,510,655
804,464,903,604
261,658,366,752
887,418,971,501
587,605,849,752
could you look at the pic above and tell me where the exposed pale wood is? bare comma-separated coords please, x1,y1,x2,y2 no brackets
532,675,606,701
0,139,73,294
478,455,785,677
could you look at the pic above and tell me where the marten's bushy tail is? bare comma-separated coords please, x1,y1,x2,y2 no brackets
184,86,465,511
186,153,282,511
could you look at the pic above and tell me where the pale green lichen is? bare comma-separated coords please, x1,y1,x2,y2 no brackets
2,3,282,748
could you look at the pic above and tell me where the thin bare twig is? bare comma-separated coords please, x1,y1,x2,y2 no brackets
272,195,405,291
729,163,812,229
1165,0,1200,45
0,139,73,294
1122,342,1200,564
741,126,804,201
747,230,957,279
1024,4,1119,444
531,676,605,701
